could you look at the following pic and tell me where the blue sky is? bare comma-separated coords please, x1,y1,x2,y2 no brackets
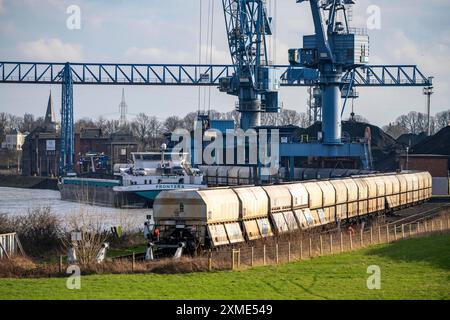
0,0,449,126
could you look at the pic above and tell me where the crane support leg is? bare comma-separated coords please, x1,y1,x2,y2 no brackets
60,63,74,175
321,81,342,145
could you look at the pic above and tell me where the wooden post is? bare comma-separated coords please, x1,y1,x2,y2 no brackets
237,249,241,268
319,235,323,255
439,220,443,232
417,221,420,235
424,221,428,233
370,227,373,244
340,232,343,253
251,247,254,267
360,230,363,247
208,250,212,271
263,245,266,265
401,224,405,239
378,226,381,243
431,220,434,232
394,225,397,240
309,237,312,257
231,249,235,270
409,224,412,237
349,232,353,250
300,240,303,260
288,242,291,262
132,252,135,271
329,234,333,254
386,225,390,242
275,244,279,264
59,255,63,273
447,218,450,230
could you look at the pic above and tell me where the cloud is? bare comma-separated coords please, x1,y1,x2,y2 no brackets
18,38,83,61
382,30,450,79
0,0,4,14
124,45,230,64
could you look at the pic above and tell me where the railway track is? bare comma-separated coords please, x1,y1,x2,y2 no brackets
386,201,450,226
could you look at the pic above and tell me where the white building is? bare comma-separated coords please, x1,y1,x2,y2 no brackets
1,130,28,150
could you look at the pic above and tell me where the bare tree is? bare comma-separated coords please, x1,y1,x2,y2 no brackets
75,117,96,133
102,119,121,136
382,123,408,139
260,109,308,127
163,116,184,133
147,116,163,149
183,112,198,131
435,110,450,131
0,112,8,143
395,111,432,135
63,210,109,266
131,113,152,150
21,113,36,133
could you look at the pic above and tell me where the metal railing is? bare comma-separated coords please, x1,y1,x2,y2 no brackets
0,233,25,259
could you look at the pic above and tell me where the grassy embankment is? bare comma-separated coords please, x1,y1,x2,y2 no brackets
0,233,449,300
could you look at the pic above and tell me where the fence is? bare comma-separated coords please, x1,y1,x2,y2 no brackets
206,214,450,271
0,233,25,259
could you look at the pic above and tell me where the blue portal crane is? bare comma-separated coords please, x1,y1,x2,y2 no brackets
289,0,369,145
0,61,432,174
219,0,280,130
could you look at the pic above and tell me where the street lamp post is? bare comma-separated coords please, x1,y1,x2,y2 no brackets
405,146,409,171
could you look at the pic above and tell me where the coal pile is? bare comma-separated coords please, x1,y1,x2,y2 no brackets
294,121,404,171
412,126,450,155
397,132,427,147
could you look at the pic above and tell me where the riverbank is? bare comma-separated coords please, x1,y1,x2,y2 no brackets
0,175,58,190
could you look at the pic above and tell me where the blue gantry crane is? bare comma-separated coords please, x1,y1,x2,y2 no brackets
219,0,280,130
0,0,433,174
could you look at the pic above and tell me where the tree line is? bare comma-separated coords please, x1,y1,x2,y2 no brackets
382,110,450,139
1,108,449,150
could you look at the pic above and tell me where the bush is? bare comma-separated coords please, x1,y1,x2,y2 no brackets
0,207,64,257
0,213,14,234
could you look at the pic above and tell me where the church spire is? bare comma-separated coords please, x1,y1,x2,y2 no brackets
119,88,128,127
44,90,56,125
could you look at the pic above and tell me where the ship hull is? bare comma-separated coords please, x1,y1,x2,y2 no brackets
59,178,206,208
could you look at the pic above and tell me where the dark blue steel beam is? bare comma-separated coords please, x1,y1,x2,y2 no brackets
0,62,432,87
342,65,433,87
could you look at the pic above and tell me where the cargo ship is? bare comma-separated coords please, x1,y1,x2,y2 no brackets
58,148,206,208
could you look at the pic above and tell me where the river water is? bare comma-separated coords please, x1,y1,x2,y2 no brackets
0,187,150,231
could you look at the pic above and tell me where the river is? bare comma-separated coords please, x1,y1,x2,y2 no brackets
0,187,150,231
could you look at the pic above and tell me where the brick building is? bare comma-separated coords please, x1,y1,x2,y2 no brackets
22,92,138,176
399,154,449,177
21,92,60,176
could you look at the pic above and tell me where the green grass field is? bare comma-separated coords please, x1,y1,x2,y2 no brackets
0,234,449,300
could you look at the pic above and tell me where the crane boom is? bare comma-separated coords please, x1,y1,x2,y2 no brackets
220,0,280,130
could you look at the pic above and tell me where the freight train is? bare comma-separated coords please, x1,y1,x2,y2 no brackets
148,171,432,254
